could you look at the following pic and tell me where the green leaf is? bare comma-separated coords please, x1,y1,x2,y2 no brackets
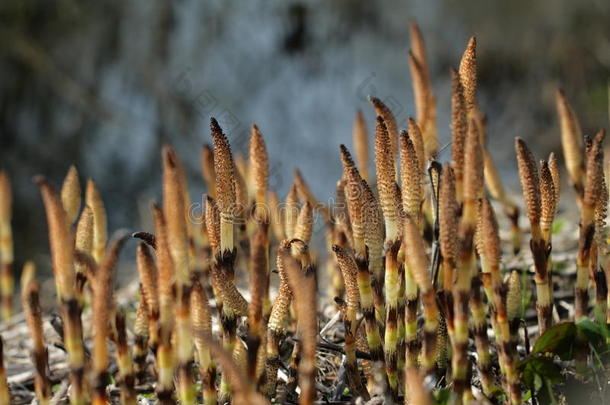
576,317,608,347
486,385,506,400
552,219,565,235
433,388,451,405
536,358,562,383
520,356,563,394
533,322,577,360
553,260,568,272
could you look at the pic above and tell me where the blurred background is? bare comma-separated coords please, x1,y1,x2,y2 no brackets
1,0,609,282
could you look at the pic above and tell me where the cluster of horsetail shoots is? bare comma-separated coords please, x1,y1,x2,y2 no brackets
3,22,610,405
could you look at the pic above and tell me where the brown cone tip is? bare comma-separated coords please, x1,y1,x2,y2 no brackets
370,97,398,156
61,165,81,225
374,116,399,227
459,37,477,110
539,160,556,233
407,118,426,175
340,144,356,172
400,131,422,219
210,118,236,213
250,124,269,193
548,152,561,207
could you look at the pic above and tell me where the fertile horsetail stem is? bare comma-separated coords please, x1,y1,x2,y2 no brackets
370,97,399,161
0,172,13,320
458,37,477,111
113,309,137,405
516,137,553,332
403,216,438,376
450,68,467,202
408,23,437,158
281,247,317,405
556,89,585,201
250,124,269,222
136,242,160,350
477,199,520,404
333,245,369,400
133,295,149,383
247,225,269,382
85,179,107,265
61,166,81,226
36,177,87,405
191,279,217,405
201,144,216,199
576,130,605,320
339,148,386,383
151,204,176,404
162,145,196,404
210,118,236,254
91,234,128,405
353,110,370,181
0,338,9,405
22,274,51,405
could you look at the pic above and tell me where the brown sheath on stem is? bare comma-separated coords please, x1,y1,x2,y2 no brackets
404,216,438,376
191,279,217,405
114,309,137,405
